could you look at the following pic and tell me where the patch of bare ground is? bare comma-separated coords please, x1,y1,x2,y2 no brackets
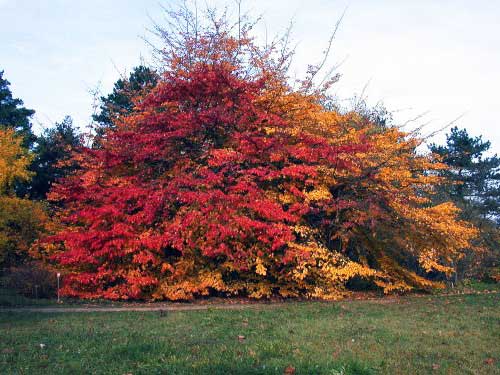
1,289,497,313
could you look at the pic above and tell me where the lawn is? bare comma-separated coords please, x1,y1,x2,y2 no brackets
1,293,499,374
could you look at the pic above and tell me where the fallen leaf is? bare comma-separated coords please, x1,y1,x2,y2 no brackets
190,347,200,354
332,348,341,359
284,365,296,374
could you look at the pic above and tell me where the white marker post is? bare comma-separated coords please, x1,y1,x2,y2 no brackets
57,273,61,303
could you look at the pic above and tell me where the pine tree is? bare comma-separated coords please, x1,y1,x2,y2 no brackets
92,66,158,134
430,127,500,223
430,127,500,281
29,116,82,200
0,71,36,149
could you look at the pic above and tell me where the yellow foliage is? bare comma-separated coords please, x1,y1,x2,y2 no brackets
39,32,480,300
255,257,267,276
254,82,478,295
0,128,50,268
0,127,32,194
154,269,226,300
304,185,332,202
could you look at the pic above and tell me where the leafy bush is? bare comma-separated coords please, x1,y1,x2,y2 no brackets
4,262,56,298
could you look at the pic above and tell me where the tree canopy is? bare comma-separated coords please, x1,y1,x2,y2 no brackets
40,8,478,301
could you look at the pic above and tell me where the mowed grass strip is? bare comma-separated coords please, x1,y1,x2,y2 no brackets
1,294,499,374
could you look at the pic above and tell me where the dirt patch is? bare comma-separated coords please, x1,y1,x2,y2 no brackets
0,290,497,313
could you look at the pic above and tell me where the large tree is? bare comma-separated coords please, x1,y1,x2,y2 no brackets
41,7,477,300
0,71,36,149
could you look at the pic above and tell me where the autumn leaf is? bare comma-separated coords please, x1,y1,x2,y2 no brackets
40,5,478,302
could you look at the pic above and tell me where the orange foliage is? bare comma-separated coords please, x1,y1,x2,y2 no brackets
40,8,477,300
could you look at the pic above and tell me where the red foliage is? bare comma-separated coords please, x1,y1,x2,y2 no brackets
42,9,476,300
46,59,365,299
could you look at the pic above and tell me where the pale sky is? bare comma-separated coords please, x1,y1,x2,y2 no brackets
1,0,499,152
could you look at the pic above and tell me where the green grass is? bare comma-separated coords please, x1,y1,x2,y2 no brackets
1,294,499,374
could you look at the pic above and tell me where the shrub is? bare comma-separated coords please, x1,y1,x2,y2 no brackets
4,262,56,298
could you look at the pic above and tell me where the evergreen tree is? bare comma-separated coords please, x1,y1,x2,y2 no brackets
92,66,158,133
430,127,500,223
29,116,82,200
0,70,36,149
430,127,500,281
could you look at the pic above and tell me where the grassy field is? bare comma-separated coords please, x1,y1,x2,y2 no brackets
1,293,499,374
